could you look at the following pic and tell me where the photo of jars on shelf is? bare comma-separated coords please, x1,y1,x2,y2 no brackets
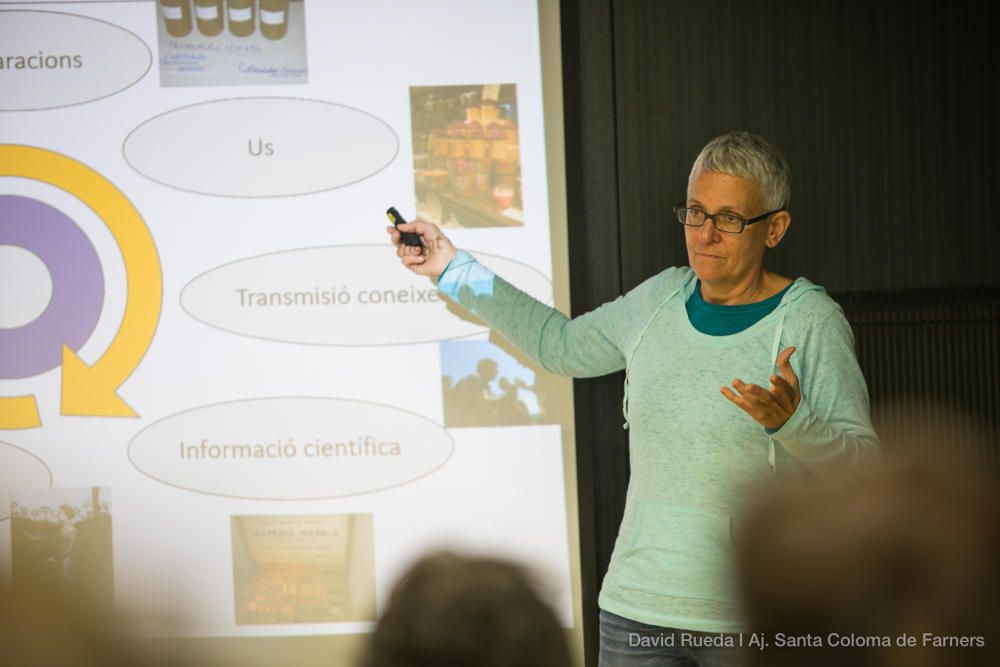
410,84,523,228
157,1,308,87
160,0,291,40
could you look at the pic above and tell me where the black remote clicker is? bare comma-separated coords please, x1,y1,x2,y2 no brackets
386,207,424,247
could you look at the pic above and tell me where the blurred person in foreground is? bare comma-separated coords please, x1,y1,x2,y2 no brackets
362,551,572,667
736,456,1000,667
0,583,161,667
389,131,878,666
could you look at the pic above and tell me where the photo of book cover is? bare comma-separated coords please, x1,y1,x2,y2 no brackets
410,83,523,228
230,513,375,625
9,487,114,614
157,1,308,87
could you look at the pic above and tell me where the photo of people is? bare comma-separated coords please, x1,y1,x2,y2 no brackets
440,339,558,427
410,83,523,228
230,513,375,625
157,1,308,87
9,487,114,613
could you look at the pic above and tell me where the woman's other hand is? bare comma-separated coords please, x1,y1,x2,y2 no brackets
721,346,801,430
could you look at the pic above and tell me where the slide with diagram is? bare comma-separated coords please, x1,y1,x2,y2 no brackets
0,0,578,656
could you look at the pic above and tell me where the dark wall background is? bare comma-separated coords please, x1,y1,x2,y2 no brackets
560,1,999,664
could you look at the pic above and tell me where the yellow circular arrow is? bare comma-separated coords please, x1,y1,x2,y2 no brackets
0,145,161,425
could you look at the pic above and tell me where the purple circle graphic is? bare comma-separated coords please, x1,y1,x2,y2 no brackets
0,195,104,379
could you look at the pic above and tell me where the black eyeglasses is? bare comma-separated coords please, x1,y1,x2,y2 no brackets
674,200,784,234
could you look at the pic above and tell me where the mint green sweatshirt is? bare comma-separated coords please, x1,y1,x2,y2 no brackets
437,250,880,633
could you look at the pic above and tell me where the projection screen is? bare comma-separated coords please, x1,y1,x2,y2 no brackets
0,0,581,664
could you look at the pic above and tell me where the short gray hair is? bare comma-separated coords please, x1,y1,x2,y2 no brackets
689,131,791,210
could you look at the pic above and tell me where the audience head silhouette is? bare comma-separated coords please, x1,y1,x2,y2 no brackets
363,551,571,667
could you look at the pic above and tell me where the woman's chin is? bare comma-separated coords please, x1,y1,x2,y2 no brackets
691,262,725,284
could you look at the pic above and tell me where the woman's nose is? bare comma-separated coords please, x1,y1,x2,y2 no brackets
699,217,720,242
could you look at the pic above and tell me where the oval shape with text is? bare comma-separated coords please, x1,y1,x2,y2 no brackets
0,441,54,521
127,397,453,500
0,11,151,111
180,245,553,345
123,98,398,197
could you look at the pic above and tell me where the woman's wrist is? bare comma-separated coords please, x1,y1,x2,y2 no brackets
436,249,460,282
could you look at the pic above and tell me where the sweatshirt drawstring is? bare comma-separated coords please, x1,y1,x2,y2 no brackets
766,305,789,473
622,282,688,429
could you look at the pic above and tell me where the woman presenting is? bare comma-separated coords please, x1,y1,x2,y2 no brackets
388,131,879,667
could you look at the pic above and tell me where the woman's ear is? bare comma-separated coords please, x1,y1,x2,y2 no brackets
766,211,792,248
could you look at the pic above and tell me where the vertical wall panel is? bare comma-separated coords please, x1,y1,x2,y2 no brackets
610,0,999,293
841,291,1000,467
561,1,628,664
